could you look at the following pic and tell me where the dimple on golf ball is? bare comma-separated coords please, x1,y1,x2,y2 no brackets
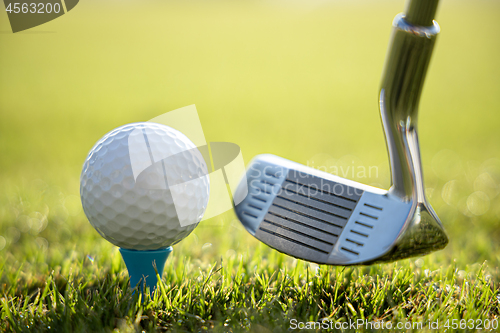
80,122,210,250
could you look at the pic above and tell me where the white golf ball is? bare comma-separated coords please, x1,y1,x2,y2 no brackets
80,122,210,250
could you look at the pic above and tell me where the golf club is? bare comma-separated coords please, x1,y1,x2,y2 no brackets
233,0,448,265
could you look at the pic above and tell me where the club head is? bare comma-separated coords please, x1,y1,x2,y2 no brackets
233,155,447,265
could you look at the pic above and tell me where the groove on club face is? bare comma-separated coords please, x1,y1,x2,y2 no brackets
256,169,364,263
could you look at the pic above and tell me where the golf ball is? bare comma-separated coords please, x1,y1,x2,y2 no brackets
80,122,210,250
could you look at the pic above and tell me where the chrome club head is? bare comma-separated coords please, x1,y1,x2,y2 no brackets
233,0,448,265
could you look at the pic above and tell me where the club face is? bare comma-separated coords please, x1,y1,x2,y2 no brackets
233,155,413,265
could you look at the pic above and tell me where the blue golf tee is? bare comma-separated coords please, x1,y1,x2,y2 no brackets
119,247,173,295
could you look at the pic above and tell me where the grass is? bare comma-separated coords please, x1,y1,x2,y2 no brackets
1,0,500,331
1,255,498,332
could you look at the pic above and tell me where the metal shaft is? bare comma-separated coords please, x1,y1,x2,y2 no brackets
405,0,439,26
379,0,440,201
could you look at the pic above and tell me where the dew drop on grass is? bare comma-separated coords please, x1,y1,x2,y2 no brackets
474,172,498,198
467,191,490,216
309,263,319,274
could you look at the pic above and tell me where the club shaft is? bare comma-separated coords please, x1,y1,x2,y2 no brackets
379,2,440,200
405,0,439,26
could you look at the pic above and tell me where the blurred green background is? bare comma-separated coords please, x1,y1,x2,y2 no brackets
0,0,499,290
